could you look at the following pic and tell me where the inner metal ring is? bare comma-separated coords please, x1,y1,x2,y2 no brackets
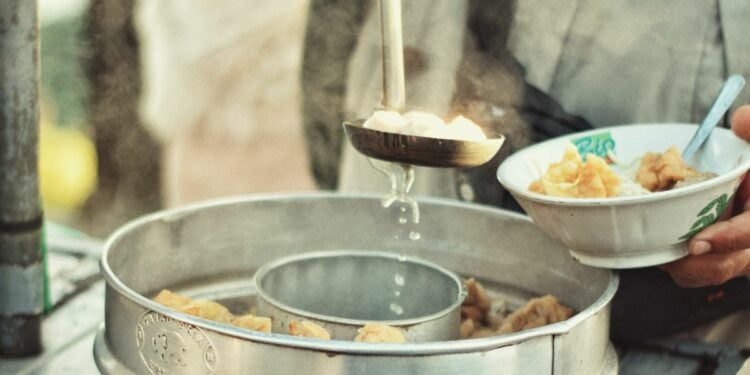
254,250,465,341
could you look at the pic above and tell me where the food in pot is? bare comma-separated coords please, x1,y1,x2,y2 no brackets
154,289,268,332
354,323,407,343
459,319,476,338
529,144,715,198
363,110,487,141
180,301,235,324
495,295,573,334
460,278,492,325
154,279,574,342
288,320,331,340
459,280,573,339
153,289,192,309
232,314,272,333
154,289,234,324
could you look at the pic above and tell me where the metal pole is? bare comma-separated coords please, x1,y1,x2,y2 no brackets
0,0,43,356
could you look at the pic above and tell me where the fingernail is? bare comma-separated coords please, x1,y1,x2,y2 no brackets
691,240,712,255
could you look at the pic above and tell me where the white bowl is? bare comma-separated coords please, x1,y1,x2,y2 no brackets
497,123,750,269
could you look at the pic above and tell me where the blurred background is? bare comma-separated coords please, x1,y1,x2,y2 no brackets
39,0,315,238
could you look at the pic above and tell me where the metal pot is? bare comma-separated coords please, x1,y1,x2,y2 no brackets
95,193,618,374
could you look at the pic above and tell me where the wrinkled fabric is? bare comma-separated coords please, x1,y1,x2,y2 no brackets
510,0,750,127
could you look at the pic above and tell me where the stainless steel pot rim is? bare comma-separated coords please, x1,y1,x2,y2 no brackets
100,192,619,356
253,249,466,327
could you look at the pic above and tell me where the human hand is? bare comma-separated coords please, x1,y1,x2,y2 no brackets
661,105,750,287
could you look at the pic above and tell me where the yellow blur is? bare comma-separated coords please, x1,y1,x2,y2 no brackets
39,121,97,212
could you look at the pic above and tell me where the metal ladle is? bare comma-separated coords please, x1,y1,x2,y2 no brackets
682,74,746,161
343,0,505,168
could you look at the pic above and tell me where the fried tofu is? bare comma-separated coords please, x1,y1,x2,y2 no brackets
530,144,620,198
232,314,272,333
636,146,699,191
153,289,193,309
461,278,492,325
354,323,407,343
288,320,331,340
153,284,574,344
496,295,573,334
459,318,476,339
180,300,235,324
468,327,497,339
464,278,491,313
461,279,507,339
153,290,234,325
576,154,621,198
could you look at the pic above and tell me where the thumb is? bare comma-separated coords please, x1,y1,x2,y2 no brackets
731,105,750,141
689,210,750,254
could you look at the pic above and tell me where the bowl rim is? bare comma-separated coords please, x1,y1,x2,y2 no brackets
497,123,750,207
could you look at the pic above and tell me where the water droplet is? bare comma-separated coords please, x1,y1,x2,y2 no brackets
381,195,397,208
394,290,401,297
398,217,407,224
368,159,420,224
409,231,421,241
390,303,404,315
398,254,406,262
394,273,405,286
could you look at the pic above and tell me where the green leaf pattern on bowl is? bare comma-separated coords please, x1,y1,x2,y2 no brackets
678,194,729,241
570,131,732,242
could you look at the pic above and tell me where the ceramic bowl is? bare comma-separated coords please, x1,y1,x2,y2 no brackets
497,124,750,268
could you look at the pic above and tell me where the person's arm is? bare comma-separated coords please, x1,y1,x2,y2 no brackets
662,105,750,287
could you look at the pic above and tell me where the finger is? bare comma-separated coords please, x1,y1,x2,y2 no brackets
738,173,750,213
714,174,747,221
719,193,737,221
688,211,750,255
661,249,750,288
731,105,750,141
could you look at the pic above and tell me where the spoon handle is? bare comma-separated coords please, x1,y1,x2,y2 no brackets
379,0,406,112
682,74,746,160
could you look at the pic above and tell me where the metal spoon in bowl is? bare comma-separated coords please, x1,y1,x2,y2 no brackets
343,0,505,169
682,74,746,161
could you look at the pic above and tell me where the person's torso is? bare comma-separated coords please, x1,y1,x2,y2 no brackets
509,0,750,128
